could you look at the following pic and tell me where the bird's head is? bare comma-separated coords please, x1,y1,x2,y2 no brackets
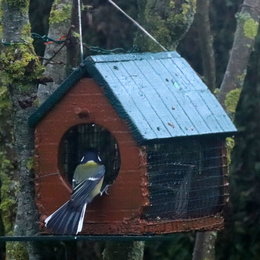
79,149,102,165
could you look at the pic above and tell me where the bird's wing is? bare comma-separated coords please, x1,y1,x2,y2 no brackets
70,165,105,207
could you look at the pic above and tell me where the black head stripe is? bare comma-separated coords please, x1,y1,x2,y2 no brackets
80,149,102,164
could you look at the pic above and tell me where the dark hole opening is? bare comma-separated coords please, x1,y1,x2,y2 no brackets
59,123,120,188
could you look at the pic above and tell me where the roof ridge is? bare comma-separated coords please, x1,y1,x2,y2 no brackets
87,51,180,64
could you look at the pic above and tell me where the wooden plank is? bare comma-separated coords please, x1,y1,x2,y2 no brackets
200,91,236,132
147,59,201,135
158,59,212,134
114,62,171,138
95,63,159,140
121,59,183,137
174,57,206,90
174,58,235,132
185,91,223,133
89,51,180,63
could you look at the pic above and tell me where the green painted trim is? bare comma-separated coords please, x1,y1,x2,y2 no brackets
0,234,179,242
90,51,180,63
28,63,89,128
141,131,238,145
28,54,147,143
85,58,145,144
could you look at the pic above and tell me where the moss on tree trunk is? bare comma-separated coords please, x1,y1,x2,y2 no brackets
135,0,197,51
0,0,44,259
219,0,260,107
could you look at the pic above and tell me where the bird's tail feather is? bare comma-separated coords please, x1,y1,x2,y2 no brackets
77,203,87,234
45,201,88,235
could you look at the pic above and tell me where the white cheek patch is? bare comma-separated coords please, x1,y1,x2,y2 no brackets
98,156,102,162
88,177,99,181
80,156,85,162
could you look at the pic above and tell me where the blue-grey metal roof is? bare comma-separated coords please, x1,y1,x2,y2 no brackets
29,51,236,143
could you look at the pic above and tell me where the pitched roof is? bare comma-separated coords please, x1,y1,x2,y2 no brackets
29,51,236,143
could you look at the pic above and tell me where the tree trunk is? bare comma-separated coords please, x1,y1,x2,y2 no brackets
36,0,80,258
103,241,145,260
0,65,15,259
195,0,216,91
218,0,260,107
192,232,216,260
37,0,73,104
192,1,218,257
67,0,81,69
1,0,44,259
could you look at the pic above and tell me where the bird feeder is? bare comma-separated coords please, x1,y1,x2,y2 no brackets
29,51,236,235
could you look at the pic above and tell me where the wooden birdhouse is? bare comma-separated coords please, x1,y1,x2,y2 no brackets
29,51,236,235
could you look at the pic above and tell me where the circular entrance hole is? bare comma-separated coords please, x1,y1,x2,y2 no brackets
59,123,120,187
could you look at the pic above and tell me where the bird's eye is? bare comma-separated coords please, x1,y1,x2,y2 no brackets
80,156,85,162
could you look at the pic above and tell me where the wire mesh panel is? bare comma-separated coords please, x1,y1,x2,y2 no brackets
143,137,227,220
59,123,120,187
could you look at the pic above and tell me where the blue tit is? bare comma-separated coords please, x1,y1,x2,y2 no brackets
45,150,108,235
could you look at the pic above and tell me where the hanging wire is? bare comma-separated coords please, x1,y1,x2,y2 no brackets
78,0,84,62
31,33,66,44
1,39,27,45
84,44,139,54
2,1,167,55
1,34,66,46
107,0,168,52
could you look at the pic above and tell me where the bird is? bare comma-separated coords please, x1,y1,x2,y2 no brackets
44,149,109,235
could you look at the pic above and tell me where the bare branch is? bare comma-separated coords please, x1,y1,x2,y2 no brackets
196,0,216,92
219,0,260,107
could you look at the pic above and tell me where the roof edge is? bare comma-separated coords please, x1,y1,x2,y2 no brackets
87,51,180,64
140,130,237,145
28,63,88,128
28,51,179,129
85,60,145,144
